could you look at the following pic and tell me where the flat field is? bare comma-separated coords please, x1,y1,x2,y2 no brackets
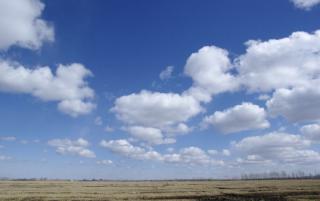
0,179,319,201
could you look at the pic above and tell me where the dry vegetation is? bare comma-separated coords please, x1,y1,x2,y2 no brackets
0,179,319,201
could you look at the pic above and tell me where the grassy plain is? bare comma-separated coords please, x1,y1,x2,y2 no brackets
0,179,319,201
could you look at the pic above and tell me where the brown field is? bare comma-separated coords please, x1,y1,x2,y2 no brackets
0,180,319,201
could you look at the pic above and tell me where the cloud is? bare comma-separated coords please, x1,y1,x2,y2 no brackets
0,61,95,117
222,149,231,156
233,132,320,164
100,139,224,166
237,31,320,92
48,138,96,158
183,46,239,102
0,136,16,141
203,102,269,134
267,84,320,122
100,139,162,161
96,160,113,165
112,90,202,128
300,124,320,143
0,155,11,160
159,66,174,80
0,0,54,50
125,126,176,145
290,0,320,10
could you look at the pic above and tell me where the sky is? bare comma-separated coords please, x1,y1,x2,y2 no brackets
1,0,320,180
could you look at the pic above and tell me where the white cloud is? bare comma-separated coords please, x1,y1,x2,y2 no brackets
159,66,174,80
237,31,320,92
48,138,96,158
184,46,239,102
100,139,162,161
164,123,193,136
207,149,218,156
222,149,231,156
100,139,224,166
126,126,175,145
0,155,11,160
0,61,95,117
0,136,16,141
96,160,113,165
267,84,320,122
0,0,54,50
112,90,202,128
233,132,320,164
257,94,270,101
203,102,269,134
291,0,320,10
301,124,320,142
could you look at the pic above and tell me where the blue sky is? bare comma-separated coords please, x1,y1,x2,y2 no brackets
1,0,320,179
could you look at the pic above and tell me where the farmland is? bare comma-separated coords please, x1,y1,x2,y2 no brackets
0,179,319,201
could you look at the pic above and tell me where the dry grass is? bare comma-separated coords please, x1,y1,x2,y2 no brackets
0,179,319,200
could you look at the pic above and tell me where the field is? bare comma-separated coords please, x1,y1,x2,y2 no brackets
0,180,319,201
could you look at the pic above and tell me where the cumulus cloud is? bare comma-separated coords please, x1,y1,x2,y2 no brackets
112,90,202,128
222,149,231,156
184,46,238,102
237,31,320,92
0,61,95,117
233,132,320,164
203,102,269,134
159,66,174,80
0,0,54,50
100,139,162,161
235,30,320,124
125,126,175,145
267,84,320,122
301,124,320,142
290,0,320,10
48,138,96,158
100,139,224,166
112,29,320,147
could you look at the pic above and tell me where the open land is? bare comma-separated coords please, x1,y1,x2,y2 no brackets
0,179,319,201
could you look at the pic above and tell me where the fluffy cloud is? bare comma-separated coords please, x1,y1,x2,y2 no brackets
233,132,320,164
112,90,202,128
159,66,174,80
301,124,320,142
100,139,162,161
290,0,320,10
237,31,320,92
267,84,320,122
0,61,95,117
100,139,224,166
126,126,175,145
48,138,96,158
0,0,54,50
184,46,238,102
203,102,269,134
